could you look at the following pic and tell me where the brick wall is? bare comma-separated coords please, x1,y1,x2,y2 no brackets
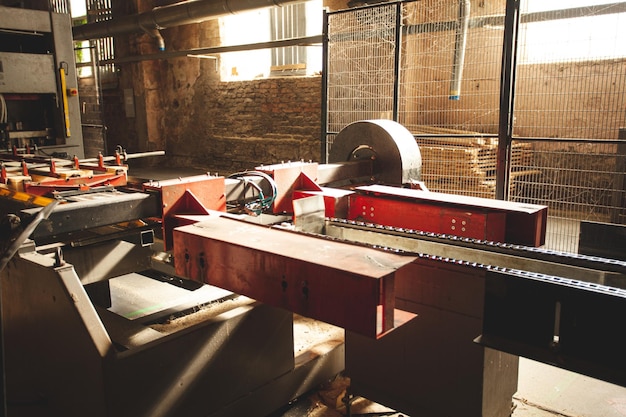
101,5,323,174
77,77,107,158
159,74,322,174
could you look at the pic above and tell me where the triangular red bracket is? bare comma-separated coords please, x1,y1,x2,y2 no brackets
297,171,322,192
163,189,211,250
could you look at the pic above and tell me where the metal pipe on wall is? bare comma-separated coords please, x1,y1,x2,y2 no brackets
449,0,470,100
72,0,311,41
99,34,322,64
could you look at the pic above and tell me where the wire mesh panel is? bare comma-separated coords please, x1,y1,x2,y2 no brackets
326,3,398,140
510,139,626,252
514,2,626,140
323,0,626,252
511,1,626,251
399,0,505,198
325,1,506,197
399,0,503,132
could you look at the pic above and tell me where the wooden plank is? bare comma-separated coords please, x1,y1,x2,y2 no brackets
270,63,307,71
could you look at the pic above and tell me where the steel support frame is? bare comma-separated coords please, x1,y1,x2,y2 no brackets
255,161,319,214
23,173,127,195
143,174,226,249
23,191,162,242
347,255,519,417
478,268,626,387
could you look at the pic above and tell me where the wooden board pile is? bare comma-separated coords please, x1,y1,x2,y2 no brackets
414,126,538,198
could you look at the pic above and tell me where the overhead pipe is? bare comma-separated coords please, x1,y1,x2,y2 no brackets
141,27,166,51
99,34,323,65
72,0,311,42
449,0,470,100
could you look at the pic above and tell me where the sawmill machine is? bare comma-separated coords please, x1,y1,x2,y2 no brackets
1,118,625,417
0,6,84,158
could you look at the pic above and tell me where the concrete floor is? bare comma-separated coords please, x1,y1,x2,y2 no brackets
515,359,626,417
7,271,624,417
114,276,625,417
269,358,626,417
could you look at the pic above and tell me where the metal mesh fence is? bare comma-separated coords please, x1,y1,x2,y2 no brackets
398,1,503,133
510,1,626,251
399,0,504,198
324,1,626,253
514,2,626,140
510,139,626,252
326,3,398,137
326,0,506,198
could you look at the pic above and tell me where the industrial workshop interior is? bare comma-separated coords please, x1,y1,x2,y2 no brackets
0,0,625,416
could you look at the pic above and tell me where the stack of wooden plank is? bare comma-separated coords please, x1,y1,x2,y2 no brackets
413,126,538,198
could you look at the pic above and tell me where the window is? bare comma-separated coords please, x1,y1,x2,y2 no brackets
219,0,323,81
519,0,626,63
70,0,92,78
270,3,307,76
70,0,116,86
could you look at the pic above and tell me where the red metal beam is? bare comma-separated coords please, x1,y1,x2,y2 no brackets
255,161,318,214
173,215,417,338
349,185,547,246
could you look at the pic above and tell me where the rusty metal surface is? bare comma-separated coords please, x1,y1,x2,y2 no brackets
173,215,417,338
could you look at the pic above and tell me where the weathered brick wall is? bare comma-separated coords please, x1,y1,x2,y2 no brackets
163,75,322,174
102,1,322,174
77,77,106,158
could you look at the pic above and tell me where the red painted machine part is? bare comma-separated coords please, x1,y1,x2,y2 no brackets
347,185,547,246
173,215,417,339
143,174,226,249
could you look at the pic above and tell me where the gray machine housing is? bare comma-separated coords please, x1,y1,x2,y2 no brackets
0,6,84,157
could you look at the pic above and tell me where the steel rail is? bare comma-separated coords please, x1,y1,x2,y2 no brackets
319,218,626,287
